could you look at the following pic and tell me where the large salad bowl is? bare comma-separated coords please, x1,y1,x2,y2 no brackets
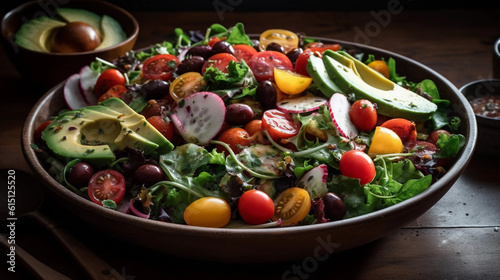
21,36,477,263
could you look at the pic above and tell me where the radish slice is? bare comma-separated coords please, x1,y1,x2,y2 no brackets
79,65,99,105
170,91,226,145
328,93,358,139
276,95,328,114
296,164,328,198
128,199,150,219
64,73,87,110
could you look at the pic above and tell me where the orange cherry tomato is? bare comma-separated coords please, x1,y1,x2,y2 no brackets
216,127,251,154
367,60,390,79
169,72,204,101
97,84,128,103
272,187,311,226
244,119,263,136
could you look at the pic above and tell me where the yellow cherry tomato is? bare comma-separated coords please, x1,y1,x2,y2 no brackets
367,60,390,79
274,68,312,95
272,187,311,226
368,126,404,155
169,72,204,101
259,29,299,53
183,197,231,228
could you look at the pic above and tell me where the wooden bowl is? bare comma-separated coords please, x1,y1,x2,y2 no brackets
1,0,139,90
21,37,477,263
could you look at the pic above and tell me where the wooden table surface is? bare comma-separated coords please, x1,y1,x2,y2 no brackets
1,7,500,280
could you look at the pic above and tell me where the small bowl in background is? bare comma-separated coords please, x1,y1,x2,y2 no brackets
492,37,500,79
1,0,139,90
460,79,500,156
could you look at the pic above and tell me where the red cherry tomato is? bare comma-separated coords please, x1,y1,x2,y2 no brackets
349,99,378,131
304,42,341,53
35,120,52,141
142,54,180,82
380,118,417,143
247,50,293,82
261,109,300,142
207,36,221,47
201,53,238,75
339,150,376,185
294,49,313,77
88,170,126,206
233,44,258,63
94,69,126,97
238,189,275,225
147,115,175,141
97,84,128,103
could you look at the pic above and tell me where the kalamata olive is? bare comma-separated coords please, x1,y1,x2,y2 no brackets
286,48,303,65
67,162,94,188
266,42,285,53
134,164,166,186
225,103,254,126
323,192,346,221
251,39,260,51
212,41,235,56
256,80,278,110
51,22,102,53
176,56,205,75
140,99,171,119
140,79,170,100
186,45,213,59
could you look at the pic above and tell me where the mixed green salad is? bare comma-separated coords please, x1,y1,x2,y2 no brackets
33,23,466,228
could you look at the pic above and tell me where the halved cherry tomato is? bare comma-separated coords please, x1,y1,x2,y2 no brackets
94,69,126,97
261,109,300,142
238,189,275,225
368,126,404,155
273,68,312,95
216,127,251,154
339,150,376,185
259,29,299,53
147,115,175,141
184,197,231,228
88,169,126,206
349,99,377,131
207,36,221,47
248,51,293,82
169,72,204,101
304,42,341,53
142,54,180,82
294,49,313,77
35,120,52,141
380,118,417,143
367,60,390,79
272,187,311,226
233,44,258,63
97,84,128,102
201,53,238,75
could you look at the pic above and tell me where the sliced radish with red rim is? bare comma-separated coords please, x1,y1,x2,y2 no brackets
276,95,328,114
328,93,358,139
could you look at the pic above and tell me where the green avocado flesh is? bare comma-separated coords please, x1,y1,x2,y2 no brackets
96,15,127,50
309,49,438,121
15,17,65,52
42,98,173,167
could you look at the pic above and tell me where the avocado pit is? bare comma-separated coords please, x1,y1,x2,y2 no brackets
51,21,102,53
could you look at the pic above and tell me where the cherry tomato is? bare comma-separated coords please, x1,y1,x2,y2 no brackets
244,119,263,136
259,29,299,53
272,187,311,226
142,54,180,82
88,169,126,206
294,49,313,77
184,197,231,228
216,127,251,154
97,84,127,102
35,120,52,141
367,60,390,79
261,109,300,142
427,129,452,146
247,51,293,82
368,126,404,155
304,42,341,53
201,53,238,75
339,150,376,185
349,99,378,131
380,118,417,143
94,69,126,97
233,44,257,63
207,36,221,47
273,68,312,95
169,72,204,101
147,115,175,141
238,189,275,225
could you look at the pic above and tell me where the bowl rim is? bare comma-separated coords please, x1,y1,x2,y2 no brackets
1,0,139,56
459,78,500,124
21,36,478,240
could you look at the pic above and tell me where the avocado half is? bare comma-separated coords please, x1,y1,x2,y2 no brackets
42,98,173,167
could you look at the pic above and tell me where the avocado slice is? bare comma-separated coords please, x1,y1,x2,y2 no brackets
56,8,102,35
96,15,127,50
15,16,66,52
321,50,437,121
42,98,173,167
306,54,342,98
